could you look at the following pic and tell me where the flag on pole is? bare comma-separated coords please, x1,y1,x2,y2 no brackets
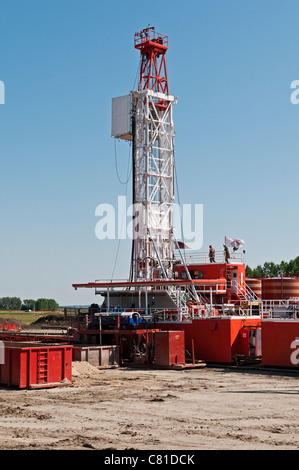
225,237,245,251
174,240,193,250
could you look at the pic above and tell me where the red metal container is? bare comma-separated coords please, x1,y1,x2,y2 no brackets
0,342,73,389
155,331,185,366
157,317,261,364
262,277,299,300
246,278,262,299
73,344,120,368
261,320,299,368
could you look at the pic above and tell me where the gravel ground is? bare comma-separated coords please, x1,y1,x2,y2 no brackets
0,362,298,450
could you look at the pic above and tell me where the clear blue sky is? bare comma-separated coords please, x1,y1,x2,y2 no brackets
0,0,298,306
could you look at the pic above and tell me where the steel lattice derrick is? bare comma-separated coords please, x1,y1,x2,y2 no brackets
131,89,176,281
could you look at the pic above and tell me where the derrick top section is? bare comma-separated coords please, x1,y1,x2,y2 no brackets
134,26,168,52
134,26,169,95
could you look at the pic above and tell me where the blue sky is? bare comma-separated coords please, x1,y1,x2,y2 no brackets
0,0,298,305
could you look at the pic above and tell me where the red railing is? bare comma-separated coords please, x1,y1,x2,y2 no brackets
134,27,168,49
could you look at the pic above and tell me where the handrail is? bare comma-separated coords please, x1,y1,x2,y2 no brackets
261,299,299,319
244,282,261,302
231,280,261,303
134,28,168,48
174,250,244,265
74,278,227,290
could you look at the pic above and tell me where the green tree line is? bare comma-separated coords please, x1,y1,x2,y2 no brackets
0,297,60,311
246,256,299,278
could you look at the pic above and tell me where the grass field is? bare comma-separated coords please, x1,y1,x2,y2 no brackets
0,310,63,325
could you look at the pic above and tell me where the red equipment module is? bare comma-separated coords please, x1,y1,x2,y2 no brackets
157,317,261,364
0,342,73,389
261,320,299,368
155,331,185,367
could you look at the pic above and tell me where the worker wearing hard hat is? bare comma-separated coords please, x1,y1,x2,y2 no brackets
209,245,216,263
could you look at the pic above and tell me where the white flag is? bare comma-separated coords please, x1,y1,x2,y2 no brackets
174,240,193,250
225,236,245,251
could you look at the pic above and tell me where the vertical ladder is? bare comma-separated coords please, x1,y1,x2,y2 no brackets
226,266,232,290
37,349,48,384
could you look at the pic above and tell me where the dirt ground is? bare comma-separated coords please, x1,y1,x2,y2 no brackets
0,361,298,451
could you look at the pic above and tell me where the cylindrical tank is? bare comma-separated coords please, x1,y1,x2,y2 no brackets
246,278,262,299
262,277,299,300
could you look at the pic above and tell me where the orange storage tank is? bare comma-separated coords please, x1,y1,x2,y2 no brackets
246,278,262,299
262,277,299,300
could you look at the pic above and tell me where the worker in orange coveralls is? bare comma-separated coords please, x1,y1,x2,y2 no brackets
209,245,216,263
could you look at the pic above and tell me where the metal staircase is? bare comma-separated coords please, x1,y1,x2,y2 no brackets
167,284,208,316
226,264,261,305
232,280,261,304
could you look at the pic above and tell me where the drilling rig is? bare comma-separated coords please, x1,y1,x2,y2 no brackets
70,27,271,370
